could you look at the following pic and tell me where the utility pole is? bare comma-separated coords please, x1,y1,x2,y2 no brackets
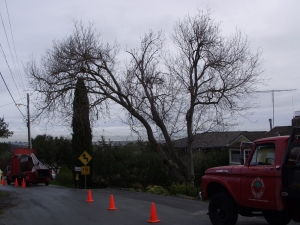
257,89,297,128
27,93,32,149
16,93,32,149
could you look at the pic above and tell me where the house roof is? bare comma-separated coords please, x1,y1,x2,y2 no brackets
173,127,292,149
268,126,293,136
173,131,246,149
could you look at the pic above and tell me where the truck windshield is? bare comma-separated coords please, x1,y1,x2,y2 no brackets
250,144,275,166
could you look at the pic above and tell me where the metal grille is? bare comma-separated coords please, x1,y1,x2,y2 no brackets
288,167,300,188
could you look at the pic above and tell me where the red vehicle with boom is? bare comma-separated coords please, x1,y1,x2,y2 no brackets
6,148,51,186
201,127,300,225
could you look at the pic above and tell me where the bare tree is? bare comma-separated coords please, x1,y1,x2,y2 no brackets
27,22,187,181
168,9,264,179
26,9,264,182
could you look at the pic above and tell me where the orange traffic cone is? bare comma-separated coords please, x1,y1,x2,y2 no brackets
14,178,19,187
1,177,6,186
147,202,161,223
86,189,94,202
107,194,117,210
22,178,26,188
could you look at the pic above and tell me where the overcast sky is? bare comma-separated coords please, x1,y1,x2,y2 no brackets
1,0,300,143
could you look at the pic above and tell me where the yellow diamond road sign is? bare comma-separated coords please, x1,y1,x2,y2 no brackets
78,151,92,166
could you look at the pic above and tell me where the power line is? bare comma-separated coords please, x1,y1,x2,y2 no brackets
0,95,27,107
0,71,25,118
0,11,24,104
4,0,25,91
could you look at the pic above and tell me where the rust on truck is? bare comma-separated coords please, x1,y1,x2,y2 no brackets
201,127,300,225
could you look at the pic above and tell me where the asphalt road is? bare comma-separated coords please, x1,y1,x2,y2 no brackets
0,184,298,225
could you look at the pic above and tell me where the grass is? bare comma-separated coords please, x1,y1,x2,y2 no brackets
0,191,9,216
50,180,75,188
0,192,8,197
50,180,202,200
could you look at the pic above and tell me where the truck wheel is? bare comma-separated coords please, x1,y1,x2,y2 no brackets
263,211,291,225
209,192,238,225
45,182,49,186
7,179,11,185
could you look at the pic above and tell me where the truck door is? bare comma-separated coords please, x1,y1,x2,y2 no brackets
240,143,276,210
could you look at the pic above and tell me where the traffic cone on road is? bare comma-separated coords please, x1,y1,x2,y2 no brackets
14,178,19,187
1,178,6,186
86,189,94,202
107,194,117,210
21,178,26,188
147,202,161,223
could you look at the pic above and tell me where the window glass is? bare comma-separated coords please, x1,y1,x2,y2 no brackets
231,150,240,163
250,144,275,165
245,150,250,161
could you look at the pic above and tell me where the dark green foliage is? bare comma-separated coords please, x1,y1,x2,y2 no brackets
168,183,199,197
0,143,12,172
194,149,229,187
146,185,169,195
72,78,93,188
0,117,13,138
92,139,175,189
32,135,72,171
92,139,229,195
56,164,73,185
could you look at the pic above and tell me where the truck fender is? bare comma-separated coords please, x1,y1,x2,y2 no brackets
206,176,240,205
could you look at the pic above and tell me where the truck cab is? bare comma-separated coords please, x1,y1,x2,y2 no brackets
201,127,300,225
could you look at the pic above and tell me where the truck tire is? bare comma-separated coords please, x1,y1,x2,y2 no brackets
263,211,291,225
7,179,11,185
209,192,238,225
45,181,49,186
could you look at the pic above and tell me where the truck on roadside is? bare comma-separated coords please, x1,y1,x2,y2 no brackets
6,148,52,186
201,127,300,225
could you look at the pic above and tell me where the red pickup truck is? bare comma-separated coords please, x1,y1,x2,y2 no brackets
201,127,300,225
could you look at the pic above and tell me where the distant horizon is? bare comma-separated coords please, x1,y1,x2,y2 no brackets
1,122,296,144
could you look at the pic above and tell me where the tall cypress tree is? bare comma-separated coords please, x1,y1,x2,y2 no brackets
72,77,92,188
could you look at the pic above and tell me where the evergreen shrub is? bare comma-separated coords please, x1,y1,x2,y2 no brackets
56,164,73,185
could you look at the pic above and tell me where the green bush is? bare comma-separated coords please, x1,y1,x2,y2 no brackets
146,185,169,195
168,183,199,197
92,140,176,189
194,149,229,186
131,182,144,191
56,165,73,186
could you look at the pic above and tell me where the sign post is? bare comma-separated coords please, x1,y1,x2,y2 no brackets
78,151,92,189
74,167,81,189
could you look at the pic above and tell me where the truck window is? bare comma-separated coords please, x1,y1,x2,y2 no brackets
250,144,275,166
